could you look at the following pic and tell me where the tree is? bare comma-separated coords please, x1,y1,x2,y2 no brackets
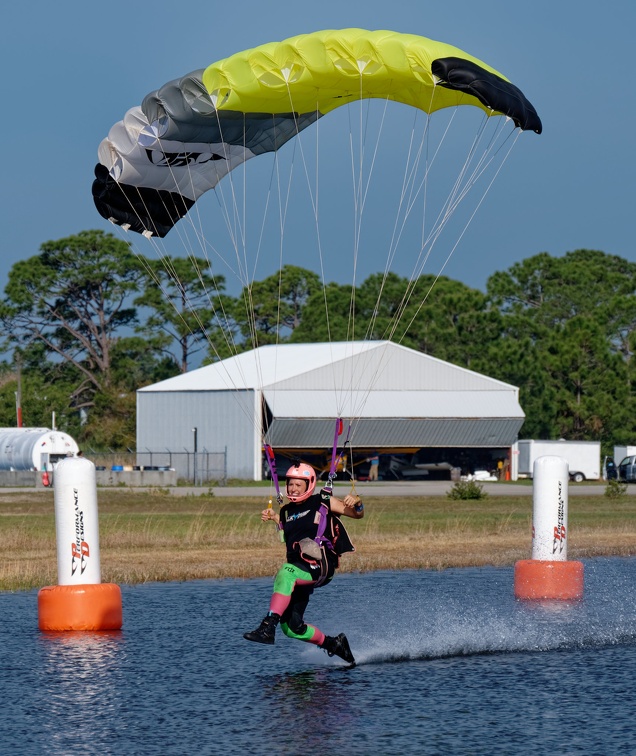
0,230,151,413
486,250,636,444
290,281,355,342
0,345,87,433
542,316,632,440
233,265,322,347
488,249,636,338
135,255,232,372
354,273,501,369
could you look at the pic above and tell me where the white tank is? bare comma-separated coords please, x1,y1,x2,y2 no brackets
0,427,79,471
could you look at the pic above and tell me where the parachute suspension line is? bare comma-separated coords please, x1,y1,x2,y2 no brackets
141,139,252,369
311,103,345,409
235,118,265,380
152,139,266,386
354,96,393,250
378,118,518,351
385,106,433,272
393,114,511,312
312,105,333,341
381,110,515,348
359,106,433,350
273,118,298,331
328,87,396,425
413,109,508,260
345,86,387,347
340,99,437,421
343,102,522,419
375,87,450,294
356,86,440,379
280,83,346,415
398,124,523,340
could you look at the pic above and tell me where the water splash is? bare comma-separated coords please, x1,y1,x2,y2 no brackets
307,558,636,667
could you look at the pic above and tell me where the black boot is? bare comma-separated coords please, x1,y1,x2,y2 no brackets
244,613,280,645
321,633,355,665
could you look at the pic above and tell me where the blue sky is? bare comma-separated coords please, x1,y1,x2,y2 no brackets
1,0,634,296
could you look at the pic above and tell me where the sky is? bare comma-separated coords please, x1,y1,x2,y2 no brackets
1,0,634,297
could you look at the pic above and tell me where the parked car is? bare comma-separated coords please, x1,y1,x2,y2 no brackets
618,455,636,482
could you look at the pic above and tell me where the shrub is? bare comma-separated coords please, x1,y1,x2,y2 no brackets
604,478,628,499
447,479,488,500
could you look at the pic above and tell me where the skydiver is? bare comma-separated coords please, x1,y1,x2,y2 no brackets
243,463,364,665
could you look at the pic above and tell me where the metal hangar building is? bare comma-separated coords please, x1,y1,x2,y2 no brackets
136,341,524,481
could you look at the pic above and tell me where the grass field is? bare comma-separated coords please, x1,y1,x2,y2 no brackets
1,489,635,591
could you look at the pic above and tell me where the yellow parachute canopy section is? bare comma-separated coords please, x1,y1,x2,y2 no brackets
202,28,534,123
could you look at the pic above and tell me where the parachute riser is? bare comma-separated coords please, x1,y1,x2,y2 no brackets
324,417,352,493
263,443,284,507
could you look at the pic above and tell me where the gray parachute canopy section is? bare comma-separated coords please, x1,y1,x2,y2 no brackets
93,70,318,238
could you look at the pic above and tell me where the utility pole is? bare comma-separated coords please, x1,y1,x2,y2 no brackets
15,353,23,428
192,427,198,486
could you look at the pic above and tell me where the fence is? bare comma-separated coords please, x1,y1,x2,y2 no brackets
83,449,228,486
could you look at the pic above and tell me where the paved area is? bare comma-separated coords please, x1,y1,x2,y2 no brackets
1,481,633,497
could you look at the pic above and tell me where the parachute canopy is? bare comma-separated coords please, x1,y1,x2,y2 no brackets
93,28,541,238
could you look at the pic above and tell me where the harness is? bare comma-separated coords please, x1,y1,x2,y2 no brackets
306,418,355,586
294,501,355,587
267,418,355,587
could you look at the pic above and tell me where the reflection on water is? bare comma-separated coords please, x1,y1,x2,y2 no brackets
2,559,636,755
264,667,360,750
36,633,125,753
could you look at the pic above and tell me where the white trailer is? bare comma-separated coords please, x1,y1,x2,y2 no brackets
0,427,79,471
516,439,601,482
614,446,636,465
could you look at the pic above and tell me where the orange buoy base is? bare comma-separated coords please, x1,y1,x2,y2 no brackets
514,559,584,600
38,583,123,631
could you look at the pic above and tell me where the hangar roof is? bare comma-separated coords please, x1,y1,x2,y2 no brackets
140,340,521,403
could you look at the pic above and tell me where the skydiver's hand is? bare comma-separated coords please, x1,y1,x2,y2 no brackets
261,508,280,525
343,494,361,511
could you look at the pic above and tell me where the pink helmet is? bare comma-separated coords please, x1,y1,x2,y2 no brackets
285,463,316,503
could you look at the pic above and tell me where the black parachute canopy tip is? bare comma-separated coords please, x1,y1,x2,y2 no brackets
432,57,542,134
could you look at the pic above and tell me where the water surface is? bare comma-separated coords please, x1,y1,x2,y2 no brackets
2,559,635,754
